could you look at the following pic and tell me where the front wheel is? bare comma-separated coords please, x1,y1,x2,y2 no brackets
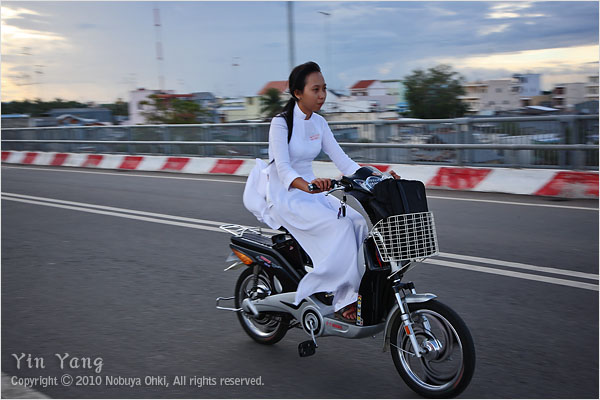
390,299,475,398
234,268,289,345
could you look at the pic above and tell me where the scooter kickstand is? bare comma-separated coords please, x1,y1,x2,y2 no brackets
298,320,318,357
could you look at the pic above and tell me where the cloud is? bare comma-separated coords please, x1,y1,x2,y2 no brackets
1,5,70,54
478,23,511,36
1,5,41,20
486,2,534,18
425,4,458,17
1,1,598,102
1,5,73,99
325,3,399,23
436,44,599,77
378,62,394,76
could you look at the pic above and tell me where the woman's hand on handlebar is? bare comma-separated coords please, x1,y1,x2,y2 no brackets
308,178,332,193
390,170,401,180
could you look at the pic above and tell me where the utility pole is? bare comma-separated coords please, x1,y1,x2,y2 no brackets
153,6,165,92
34,64,45,100
232,57,240,98
287,2,295,71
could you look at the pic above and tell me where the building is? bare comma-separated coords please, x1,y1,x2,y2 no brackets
551,82,586,111
1,114,30,128
350,80,380,96
349,79,402,111
47,107,113,123
574,100,599,115
321,89,373,113
512,73,541,106
191,92,219,123
217,80,295,123
128,89,215,124
128,88,172,124
530,93,553,107
56,114,107,126
257,81,289,97
459,80,521,114
585,75,599,101
218,96,263,122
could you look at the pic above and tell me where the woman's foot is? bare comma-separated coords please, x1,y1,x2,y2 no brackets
335,302,357,323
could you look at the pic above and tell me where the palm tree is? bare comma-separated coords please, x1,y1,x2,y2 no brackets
260,88,284,119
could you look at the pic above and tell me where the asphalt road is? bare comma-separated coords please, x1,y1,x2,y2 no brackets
2,164,598,399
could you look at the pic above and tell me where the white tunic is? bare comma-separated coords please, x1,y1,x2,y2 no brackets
267,103,369,312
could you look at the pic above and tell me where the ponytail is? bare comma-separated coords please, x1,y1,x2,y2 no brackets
279,97,296,143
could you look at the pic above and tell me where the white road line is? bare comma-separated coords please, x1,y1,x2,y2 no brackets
1,191,230,227
1,165,244,184
3,192,596,284
428,195,598,211
438,252,598,281
423,258,599,292
2,196,225,233
3,165,598,211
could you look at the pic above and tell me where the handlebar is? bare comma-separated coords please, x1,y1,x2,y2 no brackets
308,179,349,193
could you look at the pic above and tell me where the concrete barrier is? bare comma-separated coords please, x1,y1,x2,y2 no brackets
2,150,598,199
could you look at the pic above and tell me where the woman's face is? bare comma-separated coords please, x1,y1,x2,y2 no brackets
296,71,327,113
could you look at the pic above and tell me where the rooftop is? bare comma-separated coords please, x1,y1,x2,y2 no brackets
350,80,377,90
258,81,288,96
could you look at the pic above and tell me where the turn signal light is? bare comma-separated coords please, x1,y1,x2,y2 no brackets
233,249,253,265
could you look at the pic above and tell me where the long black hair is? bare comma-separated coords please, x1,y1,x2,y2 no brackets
278,61,321,143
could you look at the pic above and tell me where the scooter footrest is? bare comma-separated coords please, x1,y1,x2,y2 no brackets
298,340,317,357
215,296,241,312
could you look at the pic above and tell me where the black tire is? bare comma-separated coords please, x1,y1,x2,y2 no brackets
390,299,475,398
234,268,289,345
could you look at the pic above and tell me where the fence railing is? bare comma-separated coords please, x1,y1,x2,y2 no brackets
2,115,598,170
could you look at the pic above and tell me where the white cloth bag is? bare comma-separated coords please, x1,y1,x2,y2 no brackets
242,158,279,229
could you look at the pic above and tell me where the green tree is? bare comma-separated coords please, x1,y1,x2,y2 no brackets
140,95,207,124
101,99,129,117
1,98,89,116
260,88,284,119
403,64,468,119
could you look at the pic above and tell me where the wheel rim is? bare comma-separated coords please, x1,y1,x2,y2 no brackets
396,309,465,392
237,273,283,338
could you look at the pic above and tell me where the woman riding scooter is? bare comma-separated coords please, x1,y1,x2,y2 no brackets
265,61,399,322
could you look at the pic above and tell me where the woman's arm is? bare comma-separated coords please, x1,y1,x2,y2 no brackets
269,117,302,190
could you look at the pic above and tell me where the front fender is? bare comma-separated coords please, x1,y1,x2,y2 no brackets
382,293,437,352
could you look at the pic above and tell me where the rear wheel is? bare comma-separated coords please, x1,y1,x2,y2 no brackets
390,300,475,398
234,268,289,345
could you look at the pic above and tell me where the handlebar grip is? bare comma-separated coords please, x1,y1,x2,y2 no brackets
308,183,319,192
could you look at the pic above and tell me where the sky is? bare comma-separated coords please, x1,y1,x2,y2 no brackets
1,1,598,103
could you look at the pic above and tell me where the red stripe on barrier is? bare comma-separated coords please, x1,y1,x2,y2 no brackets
119,156,144,170
427,167,492,190
82,154,103,167
359,163,391,173
534,172,599,198
1,151,11,161
22,152,39,164
209,159,244,174
51,153,69,166
161,157,190,171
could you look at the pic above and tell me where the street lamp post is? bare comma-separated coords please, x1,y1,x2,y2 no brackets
318,11,331,90
287,2,296,71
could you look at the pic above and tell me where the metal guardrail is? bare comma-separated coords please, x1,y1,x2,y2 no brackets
1,140,596,150
2,115,598,170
